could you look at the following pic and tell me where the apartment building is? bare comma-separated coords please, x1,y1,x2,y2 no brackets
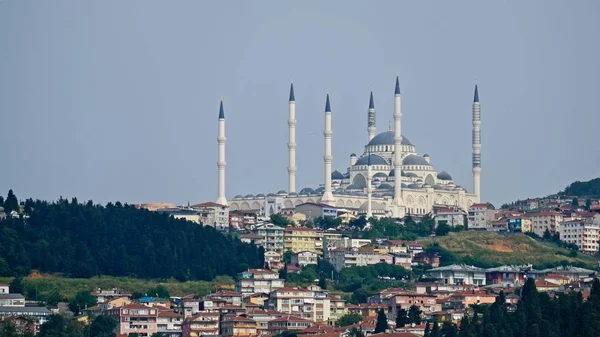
283,227,323,254
426,264,487,286
191,202,230,231
435,208,466,227
254,223,285,254
182,312,220,336
291,251,318,267
528,210,564,236
156,311,183,337
267,315,313,335
328,248,387,272
107,304,159,337
467,203,497,230
0,294,25,307
236,269,284,297
267,287,331,323
220,316,257,337
560,219,600,253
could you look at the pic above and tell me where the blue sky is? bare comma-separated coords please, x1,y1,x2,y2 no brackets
1,0,599,207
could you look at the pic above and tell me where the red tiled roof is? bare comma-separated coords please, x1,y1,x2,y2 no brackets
224,315,256,323
214,290,242,297
284,226,319,232
269,315,312,323
192,202,227,208
158,310,182,318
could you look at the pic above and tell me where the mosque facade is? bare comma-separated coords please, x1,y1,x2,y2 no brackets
220,78,482,218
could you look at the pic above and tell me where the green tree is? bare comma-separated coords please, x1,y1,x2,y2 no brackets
543,228,552,240
395,308,408,328
374,309,389,333
4,190,19,214
335,313,363,327
88,316,117,337
270,213,289,227
38,314,84,337
408,305,422,324
571,198,579,207
435,222,451,236
441,322,458,337
318,273,327,290
348,327,364,337
69,291,97,315
585,199,592,210
9,276,24,295
424,321,430,337
147,285,169,298
0,321,19,337
430,321,440,337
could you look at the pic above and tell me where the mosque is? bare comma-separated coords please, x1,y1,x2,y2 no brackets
218,77,482,218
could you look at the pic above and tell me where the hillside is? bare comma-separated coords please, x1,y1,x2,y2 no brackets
561,177,600,197
0,191,264,280
422,231,599,270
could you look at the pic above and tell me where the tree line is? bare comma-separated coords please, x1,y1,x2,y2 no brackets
0,190,264,280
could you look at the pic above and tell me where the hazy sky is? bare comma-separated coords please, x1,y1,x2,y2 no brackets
1,0,599,207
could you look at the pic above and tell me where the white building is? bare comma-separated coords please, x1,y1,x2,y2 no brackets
235,269,284,297
225,80,482,218
559,218,600,254
328,248,387,272
426,264,487,285
467,203,497,230
291,251,318,267
435,207,467,227
191,202,229,231
0,284,8,294
254,223,285,254
267,286,332,323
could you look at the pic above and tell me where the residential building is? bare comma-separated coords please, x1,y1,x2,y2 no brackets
369,289,438,318
328,248,385,272
331,237,371,249
467,203,496,230
329,296,346,323
295,203,339,221
485,265,527,285
291,251,318,267
240,233,263,246
267,315,313,335
267,287,332,322
107,303,159,337
426,264,487,285
283,227,323,254
0,307,52,331
0,284,7,294
0,294,25,307
254,223,285,254
157,310,183,337
391,253,413,270
157,207,201,224
528,210,564,237
179,299,201,318
91,288,131,305
264,251,283,270
192,202,230,231
560,219,600,253
413,252,440,268
236,269,284,297
435,208,466,227
182,311,220,336
102,296,132,310
507,216,532,233
488,219,508,232
220,315,257,337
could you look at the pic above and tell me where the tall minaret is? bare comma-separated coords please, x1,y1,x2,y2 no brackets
288,83,297,194
392,76,405,217
366,151,373,218
472,84,481,201
321,94,335,205
216,99,228,206
367,91,376,141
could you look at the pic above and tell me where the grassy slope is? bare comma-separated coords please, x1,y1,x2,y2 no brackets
422,231,600,269
0,275,233,302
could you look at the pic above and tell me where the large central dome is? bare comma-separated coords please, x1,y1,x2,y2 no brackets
367,131,412,146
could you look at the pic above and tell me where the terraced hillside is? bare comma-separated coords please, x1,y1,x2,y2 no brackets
421,231,600,269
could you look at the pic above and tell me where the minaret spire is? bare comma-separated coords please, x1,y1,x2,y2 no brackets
216,98,228,206
321,94,335,205
367,92,376,141
392,76,405,217
472,84,481,201
366,150,373,218
288,82,297,193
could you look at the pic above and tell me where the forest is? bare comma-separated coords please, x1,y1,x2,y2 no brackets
562,178,600,197
0,190,264,280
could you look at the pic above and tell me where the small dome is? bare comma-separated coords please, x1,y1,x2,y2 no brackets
331,170,344,180
407,183,420,189
373,172,388,178
423,153,430,157
244,194,255,198
401,183,409,188
405,172,418,178
343,172,350,178
403,154,431,166
288,192,298,196
299,187,314,195
277,190,287,194
256,193,265,198
377,183,393,190
234,194,244,199
346,184,362,190
355,154,389,166
315,187,325,193
367,131,412,146
437,171,453,181
382,192,395,197
433,184,445,190
267,193,276,197
350,153,357,157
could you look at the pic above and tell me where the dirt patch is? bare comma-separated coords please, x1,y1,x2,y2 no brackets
484,243,514,253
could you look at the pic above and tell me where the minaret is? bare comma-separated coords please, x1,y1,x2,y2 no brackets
392,76,405,217
216,99,228,206
321,94,335,205
288,83,297,194
472,84,481,201
366,151,373,218
367,91,376,141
